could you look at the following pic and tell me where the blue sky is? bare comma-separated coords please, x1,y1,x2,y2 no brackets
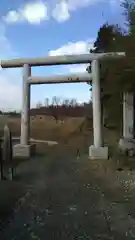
0,0,124,110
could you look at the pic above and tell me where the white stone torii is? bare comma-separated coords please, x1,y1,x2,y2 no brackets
1,52,125,159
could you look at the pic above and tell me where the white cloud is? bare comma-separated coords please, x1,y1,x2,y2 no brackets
49,40,94,56
0,24,22,110
68,65,89,73
0,72,21,111
4,11,21,24
3,0,120,25
49,39,95,73
52,0,101,22
4,1,49,24
52,1,70,22
67,0,99,10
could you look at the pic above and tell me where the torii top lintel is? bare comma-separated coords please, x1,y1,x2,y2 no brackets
1,52,125,68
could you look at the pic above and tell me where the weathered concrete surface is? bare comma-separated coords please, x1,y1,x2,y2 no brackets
0,147,135,239
89,145,108,159
13,144,36,158
20,64,31,146
28,73,91,84
1,52,125,68
118,138,135,156
91,60,102,148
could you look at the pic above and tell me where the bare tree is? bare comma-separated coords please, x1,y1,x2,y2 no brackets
44,98,49,107
63,99,70,106
50,96,61,123
36,101,42,108
70,98,77,107
52,96,61,106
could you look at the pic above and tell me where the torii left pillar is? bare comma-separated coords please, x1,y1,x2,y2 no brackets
89,60,108,159
21,64,30,145
13,64,36,158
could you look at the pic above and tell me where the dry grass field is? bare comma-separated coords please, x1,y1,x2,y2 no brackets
1,116,84,140
0,115,120,149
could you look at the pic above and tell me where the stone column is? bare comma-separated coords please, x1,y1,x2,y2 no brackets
13,64,34,158
119,92,135,155
20,64,31,145
89,60,108,159
123,92,134,139
91,60,102,147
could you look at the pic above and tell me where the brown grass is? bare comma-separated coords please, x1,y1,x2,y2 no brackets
5,117,84,141
0,115,125,166
0,116,120,153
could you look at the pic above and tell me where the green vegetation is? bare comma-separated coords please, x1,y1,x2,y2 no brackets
86,0,135,129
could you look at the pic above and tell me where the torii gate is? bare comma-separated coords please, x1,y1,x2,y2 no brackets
1,52,125,159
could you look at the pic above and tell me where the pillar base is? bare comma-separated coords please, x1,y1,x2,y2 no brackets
89,145,108,160
13,144,36,159
118,138,135,156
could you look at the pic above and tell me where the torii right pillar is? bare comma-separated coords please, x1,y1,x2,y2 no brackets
119,92,135,155
89,60,108,159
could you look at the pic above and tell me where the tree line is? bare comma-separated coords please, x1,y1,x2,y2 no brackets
86,0,135,127
0,98,92,121
32,97,92,121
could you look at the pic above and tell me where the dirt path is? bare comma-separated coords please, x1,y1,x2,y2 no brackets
0,146,135,239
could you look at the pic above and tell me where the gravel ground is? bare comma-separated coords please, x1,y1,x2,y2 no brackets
0,146,135,239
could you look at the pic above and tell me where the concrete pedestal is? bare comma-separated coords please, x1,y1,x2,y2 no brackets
118,138,135,156
89,145,108,160
13,144,36,158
